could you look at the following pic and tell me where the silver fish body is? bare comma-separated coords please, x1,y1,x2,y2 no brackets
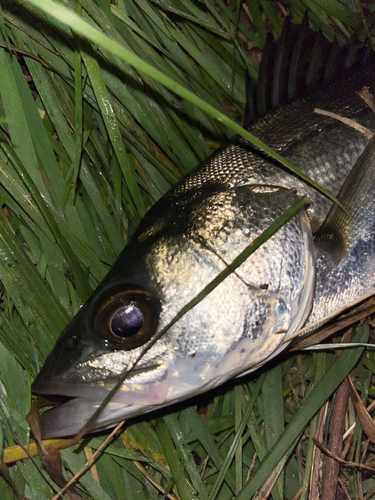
32,65,375,438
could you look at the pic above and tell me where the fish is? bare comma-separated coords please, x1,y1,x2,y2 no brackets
32,25,375,438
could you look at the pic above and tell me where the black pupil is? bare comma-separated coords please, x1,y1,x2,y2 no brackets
111,305,144,338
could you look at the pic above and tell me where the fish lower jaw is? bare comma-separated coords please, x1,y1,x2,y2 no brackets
38,398,152,438
34,373,172,438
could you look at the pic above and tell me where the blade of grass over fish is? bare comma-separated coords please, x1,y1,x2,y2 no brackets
234,324,368,500
82,195,309,434
158,196,308,334
24,0,343,209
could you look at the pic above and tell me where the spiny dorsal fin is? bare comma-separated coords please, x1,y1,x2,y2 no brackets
245,16,374,126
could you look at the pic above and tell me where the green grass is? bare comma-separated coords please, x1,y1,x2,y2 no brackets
1,1,375,499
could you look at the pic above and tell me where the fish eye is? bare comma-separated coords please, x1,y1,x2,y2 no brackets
111,305,144,338
94,286,158,349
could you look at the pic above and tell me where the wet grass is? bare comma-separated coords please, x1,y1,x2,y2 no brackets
1,1,375,499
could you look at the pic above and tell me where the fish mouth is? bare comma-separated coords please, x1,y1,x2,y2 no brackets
35,395,138,439
34,393,142,439
33,364,171,438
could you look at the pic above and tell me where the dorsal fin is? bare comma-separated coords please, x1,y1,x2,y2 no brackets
245,16,374,126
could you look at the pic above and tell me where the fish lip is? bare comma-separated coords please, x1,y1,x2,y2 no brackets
32,361,165,399
32,379,104,399
33,350,170,399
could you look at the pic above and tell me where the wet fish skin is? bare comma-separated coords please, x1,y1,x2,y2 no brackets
32,64,375,438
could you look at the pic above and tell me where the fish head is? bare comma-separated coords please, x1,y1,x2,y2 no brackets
32,184,315,437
